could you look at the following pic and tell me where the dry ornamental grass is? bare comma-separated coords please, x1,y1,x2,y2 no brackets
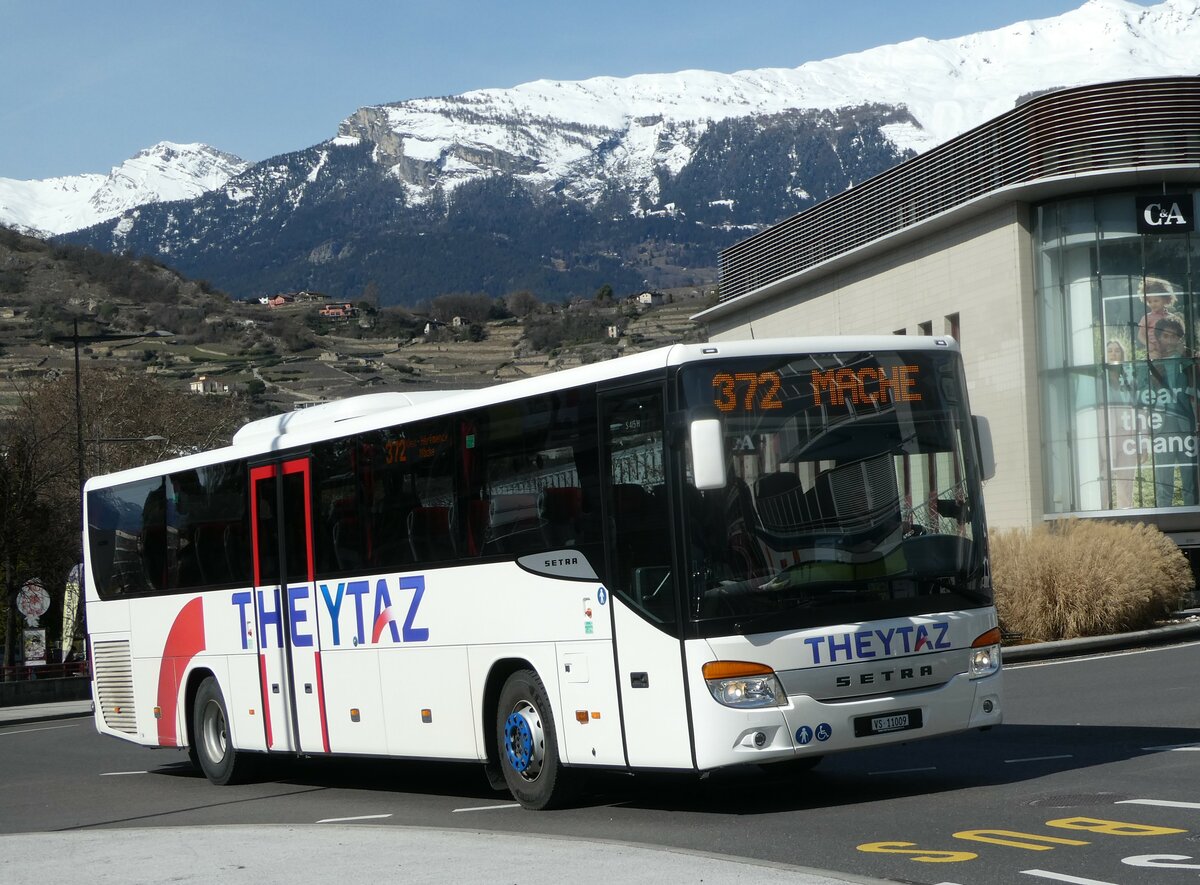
989,519,1194,642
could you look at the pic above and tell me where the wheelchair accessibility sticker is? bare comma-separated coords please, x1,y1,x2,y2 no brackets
796,723,832,745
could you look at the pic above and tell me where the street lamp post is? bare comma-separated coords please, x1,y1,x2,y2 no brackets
51,320,153,662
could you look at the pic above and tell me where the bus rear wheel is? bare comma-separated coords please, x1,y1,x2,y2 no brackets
192,676,254,785
496,669,574,810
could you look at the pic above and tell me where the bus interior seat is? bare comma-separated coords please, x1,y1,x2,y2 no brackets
371,492,421,570
755,471,805,533
223,522,250,584
140,524,168,591
332,517,365,570
463,498,491,556
483,493,540,553
539,486,583,548
194,522,232,585
409,506,455,562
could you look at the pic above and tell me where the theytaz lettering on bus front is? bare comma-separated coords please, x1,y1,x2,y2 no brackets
231,576,429,650
804,622,951,665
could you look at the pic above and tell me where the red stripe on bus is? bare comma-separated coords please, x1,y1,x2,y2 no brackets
314,651,330,753
259,654,274,748
155,597,206,747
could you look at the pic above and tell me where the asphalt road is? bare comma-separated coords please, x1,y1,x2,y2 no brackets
1,641,1198,885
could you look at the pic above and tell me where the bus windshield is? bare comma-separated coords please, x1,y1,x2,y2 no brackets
680,348,989,632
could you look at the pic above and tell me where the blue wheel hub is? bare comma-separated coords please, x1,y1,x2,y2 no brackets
505,712,534,772
503,699,544,780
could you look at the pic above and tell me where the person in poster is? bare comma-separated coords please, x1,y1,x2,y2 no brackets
1144,315,1199,507
1137,276,1184,360
1103,339,1140,509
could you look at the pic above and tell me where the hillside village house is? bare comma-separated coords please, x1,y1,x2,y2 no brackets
696,77,1200,573
318,302,359,319
189,375,229,395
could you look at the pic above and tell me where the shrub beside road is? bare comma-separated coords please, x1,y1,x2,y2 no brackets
991,519,1194,642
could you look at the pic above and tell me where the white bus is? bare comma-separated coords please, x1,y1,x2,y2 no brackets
84,337,1002,809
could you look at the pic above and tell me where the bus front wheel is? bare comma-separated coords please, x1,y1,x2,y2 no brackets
192,676,254,785
496,669,574,810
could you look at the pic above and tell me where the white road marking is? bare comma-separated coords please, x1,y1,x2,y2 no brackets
0,723,81,737
1117,798,1200,809
100,771,148,776
867,766,937,775
1021,870,1117,884
451,803,521,812
1005,754,1073,764
1139,743,1200,752
316,813,393,823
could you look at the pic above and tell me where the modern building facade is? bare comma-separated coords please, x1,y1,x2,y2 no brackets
698,77,1200,559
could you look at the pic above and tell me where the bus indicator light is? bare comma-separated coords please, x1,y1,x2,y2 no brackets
576,710,589,724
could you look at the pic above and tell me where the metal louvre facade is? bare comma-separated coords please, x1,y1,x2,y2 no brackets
718,78,1200,304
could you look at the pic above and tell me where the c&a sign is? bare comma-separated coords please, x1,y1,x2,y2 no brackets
1136,194,1195,233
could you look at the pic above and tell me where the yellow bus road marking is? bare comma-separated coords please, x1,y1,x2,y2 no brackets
316,813,393,823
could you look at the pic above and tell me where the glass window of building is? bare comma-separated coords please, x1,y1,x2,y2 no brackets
1034,190,1200,514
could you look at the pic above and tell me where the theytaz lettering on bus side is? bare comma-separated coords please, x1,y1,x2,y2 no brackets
230,576,429,650
804,622,951,665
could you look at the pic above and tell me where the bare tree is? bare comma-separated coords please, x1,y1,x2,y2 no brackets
0,370,251,667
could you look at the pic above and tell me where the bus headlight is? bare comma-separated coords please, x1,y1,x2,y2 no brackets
702,661,787,708
968,628,1002,679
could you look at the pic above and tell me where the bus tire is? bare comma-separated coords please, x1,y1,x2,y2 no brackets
192,676,253,785
496,669,574,810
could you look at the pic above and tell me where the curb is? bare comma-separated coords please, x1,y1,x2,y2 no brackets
1002,614,1200,663
0,702,93,728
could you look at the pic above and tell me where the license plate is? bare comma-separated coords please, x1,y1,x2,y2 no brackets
854,708,922,737
873,714,909,732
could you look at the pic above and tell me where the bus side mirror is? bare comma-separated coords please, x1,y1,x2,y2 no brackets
973,415,996,481
690,418,727,490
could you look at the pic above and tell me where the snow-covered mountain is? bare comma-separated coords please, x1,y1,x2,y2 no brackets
0,142,248,237
331,0,1200,208
53,0,1200,304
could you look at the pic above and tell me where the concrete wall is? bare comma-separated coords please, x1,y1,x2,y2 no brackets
708,202,1042,529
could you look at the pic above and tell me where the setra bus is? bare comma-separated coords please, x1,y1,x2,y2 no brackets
84,336,1002,809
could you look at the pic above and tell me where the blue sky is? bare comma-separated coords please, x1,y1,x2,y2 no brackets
0,0,1147,180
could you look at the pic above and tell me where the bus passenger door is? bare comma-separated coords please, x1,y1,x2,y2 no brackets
250,459,330,755
599,385,694,769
